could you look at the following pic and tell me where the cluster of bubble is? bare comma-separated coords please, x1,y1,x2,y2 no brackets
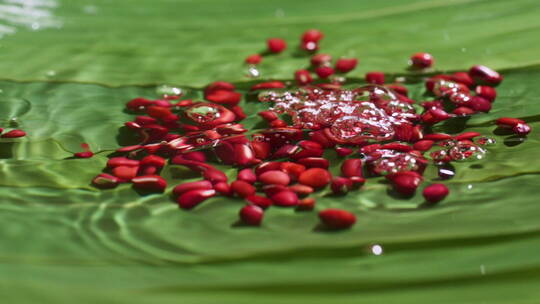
259,85,417,143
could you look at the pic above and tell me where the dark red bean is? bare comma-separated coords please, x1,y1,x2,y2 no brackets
234,143,255,166
451,72,474,87
422,183,449,204
453,106,475,116
280,162,306,180
469,65,503,86
74,151,93,158
202,168,228,184
468,96,492,113
318,209,356,229
513,123,531,136
389,171,422,196
423,133,452,141
239,205,264,226
475,85,497,102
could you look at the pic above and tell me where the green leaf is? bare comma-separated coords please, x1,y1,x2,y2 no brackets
1,1,540,303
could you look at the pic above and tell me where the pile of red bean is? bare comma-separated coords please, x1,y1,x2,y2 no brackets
89,29,531,230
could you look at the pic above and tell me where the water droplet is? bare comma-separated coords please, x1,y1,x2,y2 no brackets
476,136,496,146
370,150,424,175
185,103,222,124
371,244,383,255
156,85,182,97
448,142,486,161
46,70,56,77
437,164,455,180
246,66,260,78
9,117,19,127
31,22,40,30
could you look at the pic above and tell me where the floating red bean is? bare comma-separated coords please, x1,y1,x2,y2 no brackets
335,58,358,73
239,205,264,226
319,209,356,229
365,71,385,85
409,52,434,69
315,66,334,78
267,38,287,53
245,54,262,65
422,183,449,204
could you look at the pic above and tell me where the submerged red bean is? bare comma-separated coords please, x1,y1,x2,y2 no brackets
319,209,356,229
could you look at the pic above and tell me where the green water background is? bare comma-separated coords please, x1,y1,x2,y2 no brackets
1,0,540,303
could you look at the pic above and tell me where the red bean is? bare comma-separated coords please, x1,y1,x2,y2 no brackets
231,180,256,198
234,143,255,166
412,140,434,151
267,38,287,53
496,117,524,128
331,177,353,194
270,190,299,207
177,189,216,209
365,71,385,85
315,66,334,78
246,195,273,209
319,209,356,229
132,175,167,192
422,183,449,203
251,81,286,91
513,123,531,136
335,147,354,157
296,198,316,211
302,29,324,43
239,205,264,226
258,110,278,121
141,155,166,168
423,133,452,141
468,96,492,113
410,52,434,69
335,58,358,73
294,69,313,86
298,168,331,188
311,53,332,66
454,132,481,141
92,173,120,189
245,54,262,65
288,184,314,196
259,170,290,186
469,65,503,86
173,180,213,196
112,166,138,181
214,182,232,196
205,90,241,106
388,171,422,196
341,159,363,178
297,157,329,169
237,168,257,184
